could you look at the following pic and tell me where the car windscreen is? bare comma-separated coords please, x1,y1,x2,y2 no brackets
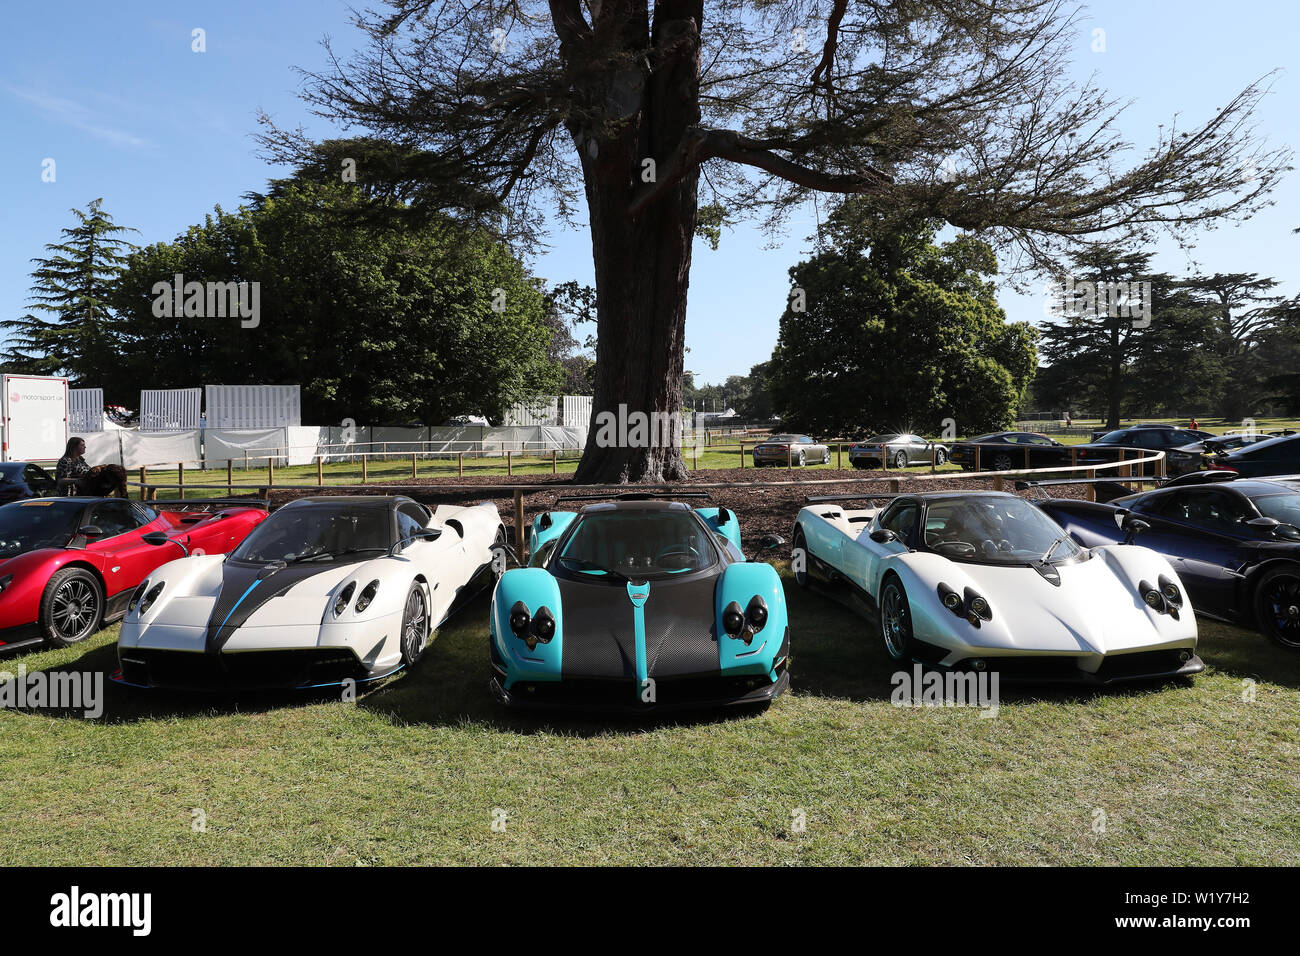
1254,492,1300,528
0,500,85,557
229,506,392,564
764,435,797,443
867,434,900,442
921,496,1083,565
556,510,717,580
1096,429,1132,443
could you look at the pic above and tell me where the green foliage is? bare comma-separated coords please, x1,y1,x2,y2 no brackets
1036,252,1289,422
1,199,137,382
104,182,565,423
768,203,1036,437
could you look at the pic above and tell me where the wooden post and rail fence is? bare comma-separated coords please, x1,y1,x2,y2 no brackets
130,450,1169,562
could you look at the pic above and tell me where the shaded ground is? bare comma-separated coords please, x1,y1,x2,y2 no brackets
260,465,1095,556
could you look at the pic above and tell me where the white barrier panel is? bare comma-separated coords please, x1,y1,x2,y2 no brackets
69,388,104,433
83,430,123,466
560,395,593,431
203,427,287,466
121,430,202,469
205,385,301,428
284,426,326,465
423,426,486,452
504,396,558,426
480,425,586,454
371,427,427,455
140,388,201,431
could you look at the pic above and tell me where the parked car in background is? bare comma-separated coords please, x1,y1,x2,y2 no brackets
848,434,949,469
751,434,831,467
0,497,268,652
1072,427,1215,474
1087,423,1193,442
1033,475,1300,650
0,462,57,504
948,432,1072,472
1166,431,1294,476
1200,433,1300,479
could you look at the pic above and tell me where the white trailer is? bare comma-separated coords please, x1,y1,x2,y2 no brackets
1,374,69,462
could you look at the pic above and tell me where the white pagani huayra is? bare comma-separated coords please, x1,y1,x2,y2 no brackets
115,496,504,690
791,491,1203,685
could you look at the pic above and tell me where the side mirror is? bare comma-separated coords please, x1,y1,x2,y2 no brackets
869,528,898,544
758,533,785,551
1121,515,1150,543
1248,516,1283,536
141,531,171,546
77,525,104,539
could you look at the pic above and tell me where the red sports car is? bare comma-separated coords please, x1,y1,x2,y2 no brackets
0,497,268,651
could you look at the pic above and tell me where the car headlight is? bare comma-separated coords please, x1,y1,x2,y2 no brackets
509,601,531,638
937,583,963,615
722,601,745,637
1158,574,1183,609
531,606,556,650
137,582,165,616
354,580,379,613
128,579,150,613
745,595,768,631
963,586,993,624
1139,579,1167,612
333,582,356,617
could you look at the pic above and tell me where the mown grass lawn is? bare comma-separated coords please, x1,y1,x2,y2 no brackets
1,567,1297,866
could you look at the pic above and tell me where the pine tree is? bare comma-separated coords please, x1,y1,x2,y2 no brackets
1,198,137,383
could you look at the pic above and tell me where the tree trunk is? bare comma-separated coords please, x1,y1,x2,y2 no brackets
570,2,702,485
1106,320,1123,429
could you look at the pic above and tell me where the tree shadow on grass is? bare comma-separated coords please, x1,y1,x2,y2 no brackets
783,575,1287,706
13,575,1297,730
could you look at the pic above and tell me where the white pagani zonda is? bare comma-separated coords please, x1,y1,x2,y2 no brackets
792,491,1203,684
115,496,504,690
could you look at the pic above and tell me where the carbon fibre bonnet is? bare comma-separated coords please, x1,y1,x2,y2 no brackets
557,571,720,679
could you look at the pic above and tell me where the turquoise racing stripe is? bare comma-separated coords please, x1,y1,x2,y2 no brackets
217,580,262,631
626,580,650,700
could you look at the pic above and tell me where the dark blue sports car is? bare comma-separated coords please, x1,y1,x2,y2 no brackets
1030,474,1300,650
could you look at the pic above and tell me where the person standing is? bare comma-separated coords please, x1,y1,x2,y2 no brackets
1190,417,1200,430
56,437,90,494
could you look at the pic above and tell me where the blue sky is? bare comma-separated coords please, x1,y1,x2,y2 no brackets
2,1,1297,385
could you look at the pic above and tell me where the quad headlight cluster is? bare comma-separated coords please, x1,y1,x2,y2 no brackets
1139,575,1183,620
333,579,379,617
508,600,556,651
937,583,993,628
129,580,165,616
722,595,768,645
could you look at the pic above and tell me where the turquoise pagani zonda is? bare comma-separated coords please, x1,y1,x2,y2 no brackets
489,493,789,712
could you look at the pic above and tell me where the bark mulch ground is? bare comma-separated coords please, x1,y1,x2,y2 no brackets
262,466,1096,557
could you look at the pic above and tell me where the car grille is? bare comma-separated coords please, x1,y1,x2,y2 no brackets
119,648,368,690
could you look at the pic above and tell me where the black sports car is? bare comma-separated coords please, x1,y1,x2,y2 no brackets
947,431,1071,472
1072,427,1215,474
1032,474,1300,649
1199,433,1300,479
0,462,57,504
